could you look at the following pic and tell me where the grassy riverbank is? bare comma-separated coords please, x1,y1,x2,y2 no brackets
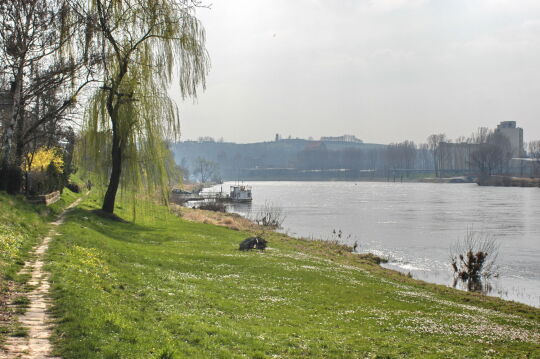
40,193,540,358
477,175,540,187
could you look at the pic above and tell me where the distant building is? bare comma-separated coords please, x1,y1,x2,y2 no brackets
510,158,540,177
495,121,524,158
320,134,363,143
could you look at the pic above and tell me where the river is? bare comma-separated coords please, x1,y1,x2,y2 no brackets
207,181,540,307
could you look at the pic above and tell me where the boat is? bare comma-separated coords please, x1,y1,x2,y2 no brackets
229,185,252,203
170,184,253,204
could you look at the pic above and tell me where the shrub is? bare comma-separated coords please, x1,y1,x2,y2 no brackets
26,171,47,195
26,164,64,195
158,350,175,359
357,253,387,264
45,162,64,192
450,230,499,283
23,147,63,173
0,164,23,194
252,201,285,228
198,201,226,212
66,182,81,193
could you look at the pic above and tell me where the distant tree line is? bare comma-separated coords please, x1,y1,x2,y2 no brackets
175,127,540,181
428,127,527,178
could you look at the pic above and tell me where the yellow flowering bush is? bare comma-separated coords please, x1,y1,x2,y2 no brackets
23,147,66,194
23,146,64,173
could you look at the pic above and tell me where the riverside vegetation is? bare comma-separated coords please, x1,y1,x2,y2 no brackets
0,190,539,358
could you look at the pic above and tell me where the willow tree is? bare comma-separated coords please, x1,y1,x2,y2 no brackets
80,0,209,214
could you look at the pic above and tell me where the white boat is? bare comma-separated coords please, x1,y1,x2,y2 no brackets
230,185,252,203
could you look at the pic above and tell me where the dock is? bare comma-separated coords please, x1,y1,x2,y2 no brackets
170,191,229,203
171,185,253,204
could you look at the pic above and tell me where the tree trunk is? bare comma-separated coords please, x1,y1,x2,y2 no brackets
102,127,122,213
1,67,23,167
433,151,439,177
0,67,24,193
14,107,25,168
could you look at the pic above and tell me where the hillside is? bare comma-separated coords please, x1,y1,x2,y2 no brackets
172,139,388,181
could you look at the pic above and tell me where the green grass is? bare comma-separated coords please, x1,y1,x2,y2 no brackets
10,324,29,338
0,188,82,344
45,193,540,359
12,295,31,315
0,192,50,282
0,188,82,280
48,187,82,215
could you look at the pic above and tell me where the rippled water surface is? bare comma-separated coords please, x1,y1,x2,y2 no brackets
210,181,540,307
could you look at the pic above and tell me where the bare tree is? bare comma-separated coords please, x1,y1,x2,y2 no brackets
528,140,540,177
401,140,417,171
385,141,417,177
529,140,540,158
0,0,94,192
193,157,218,183
427,133,447,177
469,132,512,176
468,127,491,145
417,143,433,170
252,201,285,228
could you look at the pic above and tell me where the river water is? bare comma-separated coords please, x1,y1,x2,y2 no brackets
208,181,540,307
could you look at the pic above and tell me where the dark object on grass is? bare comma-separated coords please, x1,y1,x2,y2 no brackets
66,182,81,193
239,237,267,251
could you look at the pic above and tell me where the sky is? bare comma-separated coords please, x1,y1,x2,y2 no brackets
170,0,540,145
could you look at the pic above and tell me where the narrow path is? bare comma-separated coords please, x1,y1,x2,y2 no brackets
0,198,83,359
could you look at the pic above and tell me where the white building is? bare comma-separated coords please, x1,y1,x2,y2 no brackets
320,135,363,143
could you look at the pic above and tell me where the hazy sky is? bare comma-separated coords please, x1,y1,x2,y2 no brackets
171,0,540,144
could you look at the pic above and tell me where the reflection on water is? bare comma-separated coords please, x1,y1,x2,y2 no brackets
452,277,493,295
208,181,540,307
227,202,252,214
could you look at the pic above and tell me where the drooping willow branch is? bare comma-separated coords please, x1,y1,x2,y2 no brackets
77,0,210,214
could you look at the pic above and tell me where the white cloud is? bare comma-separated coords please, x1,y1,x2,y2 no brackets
368,0,429,12
479,0,540,12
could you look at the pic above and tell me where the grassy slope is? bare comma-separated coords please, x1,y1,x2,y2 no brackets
46,195,540,359
0,189,81,343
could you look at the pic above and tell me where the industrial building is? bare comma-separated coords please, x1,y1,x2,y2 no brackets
495,121,524,158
